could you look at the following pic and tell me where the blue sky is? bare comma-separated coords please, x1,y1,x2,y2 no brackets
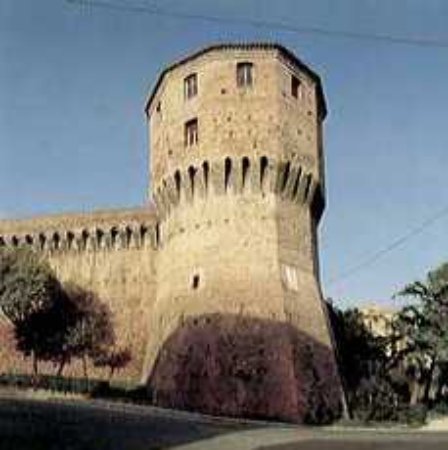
1,0,448,307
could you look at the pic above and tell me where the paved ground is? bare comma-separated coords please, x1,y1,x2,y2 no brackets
2,393,448,449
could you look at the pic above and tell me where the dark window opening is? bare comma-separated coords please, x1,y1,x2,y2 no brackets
53,233,60,250
184,73,198,99
81,230,89,249
292,167,302,197
188,166,196,196
125,227,133,247
224,157,232,192
39,234,46,250
281,162,291,192
260,156,268,187
110,227,118,247
156,101,162,113
192,274,200,290
237,62,253,87
174,170,182,197
202,161,210,191
67,232,75,249
242,157,250,188
291,75,301,98
185,118,198,146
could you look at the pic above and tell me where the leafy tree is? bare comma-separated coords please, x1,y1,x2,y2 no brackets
0,247,66,375
327,303,407,420
62,283,115,379
93,347,131,380
394,262,448,405
0,247,61,324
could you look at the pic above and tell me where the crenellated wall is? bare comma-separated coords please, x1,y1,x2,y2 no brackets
152,155,323,223
0,208,158,381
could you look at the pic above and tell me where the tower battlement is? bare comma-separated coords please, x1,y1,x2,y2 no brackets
0,208,158,252
153,155,323,224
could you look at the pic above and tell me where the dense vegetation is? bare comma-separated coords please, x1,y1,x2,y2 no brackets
330,262,448,424
0,247,130,379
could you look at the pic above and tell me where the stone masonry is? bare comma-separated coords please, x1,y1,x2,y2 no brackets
0,43,343,420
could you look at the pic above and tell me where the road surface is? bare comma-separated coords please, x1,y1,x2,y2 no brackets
1,393,448,449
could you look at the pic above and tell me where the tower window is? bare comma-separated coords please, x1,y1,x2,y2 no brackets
291,75,301,99
282,264,299,291
236,62,253,87
192,274,200,289
184,73,198,99
185,118,198,146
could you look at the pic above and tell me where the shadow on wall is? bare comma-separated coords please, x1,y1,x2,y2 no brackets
146,313,342,424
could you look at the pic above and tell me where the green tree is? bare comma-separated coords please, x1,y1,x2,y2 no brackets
327,303,406,420
93,347,131,381
62,283,115,379
0,247,66,375
394,262,448,406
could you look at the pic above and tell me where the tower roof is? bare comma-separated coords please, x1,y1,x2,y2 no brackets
144,42,327,118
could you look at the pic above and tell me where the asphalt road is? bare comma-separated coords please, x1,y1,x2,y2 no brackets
0,395,248,450
2,394,448,450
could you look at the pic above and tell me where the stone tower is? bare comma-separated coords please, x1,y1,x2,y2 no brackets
143,43,342,420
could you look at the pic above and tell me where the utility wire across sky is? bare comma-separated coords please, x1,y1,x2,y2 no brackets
327,205,448,286
66,0,448,49
66,0,448,287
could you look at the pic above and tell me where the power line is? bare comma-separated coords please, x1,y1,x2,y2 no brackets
66,0,448,282
327,205,448,286
66,0,448,49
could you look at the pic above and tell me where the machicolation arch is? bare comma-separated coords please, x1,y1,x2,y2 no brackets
153,155,324,221
0,222,158,254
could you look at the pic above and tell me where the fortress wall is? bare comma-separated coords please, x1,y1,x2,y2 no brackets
143,192,285,380
276,199,333,349
0,208,157,382
274,57,323,183
142,153,325,380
